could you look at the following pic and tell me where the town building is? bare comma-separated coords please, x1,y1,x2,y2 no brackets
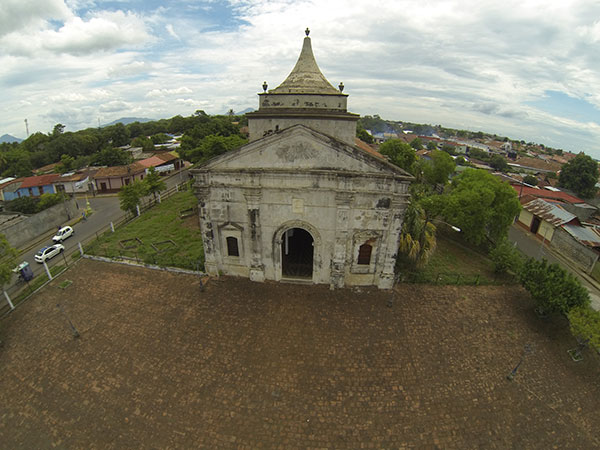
192,30,413,289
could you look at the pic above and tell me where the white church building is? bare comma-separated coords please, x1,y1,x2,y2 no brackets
192,30,413,289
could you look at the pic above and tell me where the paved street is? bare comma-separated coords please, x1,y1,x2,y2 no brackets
508,224,600,310
1,259,598,448
9,169,190,290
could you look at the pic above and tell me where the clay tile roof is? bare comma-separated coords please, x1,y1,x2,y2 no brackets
138,156,166,168
154,152,178,162
511,184,583,204
94,163,145,178
19,174,60,188
270,35,340,95
354,137,385,160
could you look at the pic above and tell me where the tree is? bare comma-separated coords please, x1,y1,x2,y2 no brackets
118,180,147,215
379,139,416,172
426,141,438,151
144,167,166,200
437,169,521,245
0,233,18,309
93,147,132,167
568,306,600,357
131,136,154,152
397,201,437,269
523,174,538,186
489,238,523,274
56,154,75,172
489,154,509,172
356,127,374,144
422,150,455,186
36,193,63,212
467,148,489,161
409,138,423,150
5,196,38,214
51,123,65,137
559,152,598,198
180,134,246,164
151,133,170,145
519,258,590,316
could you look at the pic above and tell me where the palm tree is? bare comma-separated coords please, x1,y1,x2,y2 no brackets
398,201,437,269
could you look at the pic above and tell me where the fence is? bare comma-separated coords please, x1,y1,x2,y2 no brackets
1,181,192,318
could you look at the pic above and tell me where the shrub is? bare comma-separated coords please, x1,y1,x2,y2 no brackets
489,239,522,274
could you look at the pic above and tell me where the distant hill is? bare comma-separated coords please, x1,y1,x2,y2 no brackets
0,134,23,143
102,117,153,127
236,108,254,114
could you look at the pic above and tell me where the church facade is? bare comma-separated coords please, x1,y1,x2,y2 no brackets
192,30,413,289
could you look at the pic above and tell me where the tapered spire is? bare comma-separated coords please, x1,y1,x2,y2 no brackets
270,32,340,95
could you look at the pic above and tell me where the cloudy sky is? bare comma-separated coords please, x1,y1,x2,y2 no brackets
2,0,600,157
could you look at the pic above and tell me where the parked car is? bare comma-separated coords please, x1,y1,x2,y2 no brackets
34,244,65,263
53,226,74,243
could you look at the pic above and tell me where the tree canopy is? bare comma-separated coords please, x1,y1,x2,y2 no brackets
397,201,437,269
144,167,167,200
430,168,521,245
0,233,18,289
568,306,600,353
559,152,598,198
118,180,147,215
379,139,416,173
519,258,590,315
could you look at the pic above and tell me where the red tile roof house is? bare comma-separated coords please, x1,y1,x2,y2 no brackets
93,163,146,193
137,152,182,174
3,174,60,201
52,169,99,195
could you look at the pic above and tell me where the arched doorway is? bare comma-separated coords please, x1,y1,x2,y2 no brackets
281,228,314,278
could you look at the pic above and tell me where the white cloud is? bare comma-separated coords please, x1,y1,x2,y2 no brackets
1,7,151,56
146,87,193,98
4,0,600,156
0,0,71,37
165,24,180,40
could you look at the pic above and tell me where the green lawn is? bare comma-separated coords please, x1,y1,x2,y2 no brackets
402,233,515,285
85,189,204,271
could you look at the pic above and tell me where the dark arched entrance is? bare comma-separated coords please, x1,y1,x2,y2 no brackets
281,228,314,278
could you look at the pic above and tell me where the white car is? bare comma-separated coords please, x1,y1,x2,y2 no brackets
34,244,65,263
53,226,74,243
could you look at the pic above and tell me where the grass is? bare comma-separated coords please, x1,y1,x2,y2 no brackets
402,233,516,285
85,189,204,271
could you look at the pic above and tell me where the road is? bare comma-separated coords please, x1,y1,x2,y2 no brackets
10,169,190,290
508,224,600,310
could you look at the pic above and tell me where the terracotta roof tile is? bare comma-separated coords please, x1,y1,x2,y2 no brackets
19,174,61,188
94,163,145,178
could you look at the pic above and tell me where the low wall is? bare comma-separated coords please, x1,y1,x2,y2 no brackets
551,227,599,273
2,199,79,249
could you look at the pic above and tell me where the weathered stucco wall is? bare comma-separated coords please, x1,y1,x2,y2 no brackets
551,227,599,273
518,209,533,228
2,199,78,249
249,116,357,145
195,168,410,289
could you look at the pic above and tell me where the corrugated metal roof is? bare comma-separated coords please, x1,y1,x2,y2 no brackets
563,224,600,247
523,198,577,226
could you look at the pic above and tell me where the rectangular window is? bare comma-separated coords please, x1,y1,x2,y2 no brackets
226,236,239,257
357,243,372,265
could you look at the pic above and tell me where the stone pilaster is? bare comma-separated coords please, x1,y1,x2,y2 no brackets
330,191,353,289
244,188,265,282
377,195,405,289
196,186,218,276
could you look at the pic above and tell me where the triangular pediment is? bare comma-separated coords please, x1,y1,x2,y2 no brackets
201,125,412,177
